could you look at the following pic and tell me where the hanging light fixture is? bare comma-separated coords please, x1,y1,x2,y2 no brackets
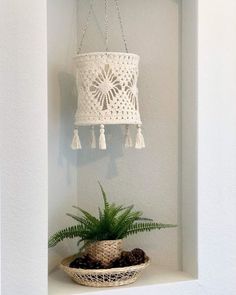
71,0,145,150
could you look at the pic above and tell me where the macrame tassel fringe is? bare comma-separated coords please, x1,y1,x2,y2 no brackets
90,126,96,149
99,124,106,150
124,125,133,148
71,128,82,150
135,125,145,149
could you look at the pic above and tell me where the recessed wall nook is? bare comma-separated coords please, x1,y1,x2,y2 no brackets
48,0,197,293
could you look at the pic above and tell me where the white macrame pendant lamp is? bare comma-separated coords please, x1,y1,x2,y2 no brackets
71,0,145,150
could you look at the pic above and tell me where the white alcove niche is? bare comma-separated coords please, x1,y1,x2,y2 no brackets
48,0,197,294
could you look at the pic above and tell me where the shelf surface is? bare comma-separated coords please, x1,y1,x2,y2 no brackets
49,264,195,295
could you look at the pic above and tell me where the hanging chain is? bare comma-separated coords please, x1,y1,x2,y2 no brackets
77,0,128,54
77,0,95,54
114,0,129,53
105,0,109,52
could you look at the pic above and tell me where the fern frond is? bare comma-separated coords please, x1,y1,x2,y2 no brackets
98,207,103,220
72,206,99,225
114,205,134,227
98,182,109,210
124,222,177,238
48,183,177,249
136,217,153,221
115,211,143,238
66,213,92,227
107,203,125,221
48,224,87,248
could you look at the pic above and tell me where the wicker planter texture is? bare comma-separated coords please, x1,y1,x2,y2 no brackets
86,239,123,267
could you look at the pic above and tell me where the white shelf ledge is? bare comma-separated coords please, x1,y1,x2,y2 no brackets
49,264,196,295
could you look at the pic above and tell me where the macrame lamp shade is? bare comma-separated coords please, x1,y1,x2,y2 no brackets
71,0,145,150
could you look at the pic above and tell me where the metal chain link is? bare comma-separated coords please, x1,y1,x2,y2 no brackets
77,0,95,54
77,0,128,54
114,0,129,53
105,0,109,52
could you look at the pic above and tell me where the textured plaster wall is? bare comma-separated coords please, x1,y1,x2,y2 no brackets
48,0,180,271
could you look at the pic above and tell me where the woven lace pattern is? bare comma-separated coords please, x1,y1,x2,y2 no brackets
74,52,142,126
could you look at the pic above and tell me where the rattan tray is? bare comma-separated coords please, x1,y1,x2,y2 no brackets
61,254,150,287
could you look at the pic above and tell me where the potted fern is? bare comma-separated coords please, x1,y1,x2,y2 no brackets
49,183,176,269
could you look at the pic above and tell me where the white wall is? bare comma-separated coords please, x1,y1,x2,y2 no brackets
1,1,236,295
48,0,180,271
181,0,198,276
48,0,79,271
198,0,236,294
0,1,48,294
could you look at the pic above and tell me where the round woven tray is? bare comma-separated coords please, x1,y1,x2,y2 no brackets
61,254,150,287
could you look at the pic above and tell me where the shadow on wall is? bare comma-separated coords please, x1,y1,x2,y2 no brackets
58,71,124,179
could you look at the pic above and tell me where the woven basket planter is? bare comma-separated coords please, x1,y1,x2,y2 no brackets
86,239,123,267
61,254,150,287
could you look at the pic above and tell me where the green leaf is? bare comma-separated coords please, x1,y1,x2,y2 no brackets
66,213,91,227
137,217,153,221
48,182,177,248
48,224,87,248
98,182,109,210
124,222,177,238
72,206,99,225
